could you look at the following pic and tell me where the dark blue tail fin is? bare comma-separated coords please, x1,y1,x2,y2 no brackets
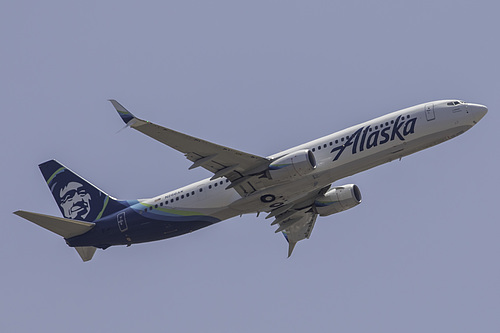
39,160,127,222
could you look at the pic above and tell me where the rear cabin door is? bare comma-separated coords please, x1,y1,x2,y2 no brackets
117,212,128,232
425,104,435,121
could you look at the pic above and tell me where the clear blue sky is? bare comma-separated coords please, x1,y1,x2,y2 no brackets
1,1,498,332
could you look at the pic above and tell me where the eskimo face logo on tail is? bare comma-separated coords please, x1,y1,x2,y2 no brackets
330,115,417,161
58,181,92,219
47,168,105,222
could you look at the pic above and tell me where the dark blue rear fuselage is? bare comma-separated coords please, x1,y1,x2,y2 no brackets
65,207,220,249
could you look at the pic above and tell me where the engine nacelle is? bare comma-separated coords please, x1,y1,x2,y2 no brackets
314,184,362,216
268,149,316,181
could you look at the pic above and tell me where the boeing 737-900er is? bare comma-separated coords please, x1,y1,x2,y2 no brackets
14,99,487,261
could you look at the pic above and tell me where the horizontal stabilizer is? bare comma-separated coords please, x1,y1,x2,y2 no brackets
14,210,95,239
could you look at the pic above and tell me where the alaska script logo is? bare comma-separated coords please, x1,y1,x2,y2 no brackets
331,115,417,161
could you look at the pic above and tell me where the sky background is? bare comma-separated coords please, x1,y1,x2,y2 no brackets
1,1,499,332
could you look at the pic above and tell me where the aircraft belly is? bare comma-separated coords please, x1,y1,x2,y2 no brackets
66,210,222,248
123,219,216,245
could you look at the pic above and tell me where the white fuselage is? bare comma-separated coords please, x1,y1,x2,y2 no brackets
140,100,486,221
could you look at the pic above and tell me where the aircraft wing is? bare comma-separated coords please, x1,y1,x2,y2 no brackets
276,209,318,257
265,185,330,256
110,100,271,195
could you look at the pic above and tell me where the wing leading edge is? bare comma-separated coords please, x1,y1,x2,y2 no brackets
109,100,270,196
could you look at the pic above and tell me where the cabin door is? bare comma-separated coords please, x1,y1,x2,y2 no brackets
425,104,435,121
117,212,128,232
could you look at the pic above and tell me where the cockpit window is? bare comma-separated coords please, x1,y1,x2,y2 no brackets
447,101,463,106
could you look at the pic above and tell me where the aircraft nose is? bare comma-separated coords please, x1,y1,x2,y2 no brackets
468,103,488,123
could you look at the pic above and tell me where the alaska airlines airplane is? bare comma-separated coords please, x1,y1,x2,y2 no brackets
14,100,487,261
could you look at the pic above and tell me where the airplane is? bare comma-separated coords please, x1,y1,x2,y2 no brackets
14,99,488,261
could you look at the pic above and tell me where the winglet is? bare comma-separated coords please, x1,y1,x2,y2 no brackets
282,231,296,258
287,241,297,258
109,99,136,125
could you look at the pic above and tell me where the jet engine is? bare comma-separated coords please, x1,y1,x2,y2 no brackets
268,149,316,181
314,184,362,216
